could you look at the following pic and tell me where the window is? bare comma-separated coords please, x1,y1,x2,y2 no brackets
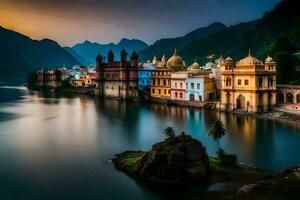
152,89,155,94
258,78,263,87
163,79,166,86
158,89,161,94
226,77,231,86
168,90,171,94
175,92,178,97
175,82,177,88
180,82,183,88
244,80,249,85
197,83,200,90
164,89,167,94
158,79,160,85
238,79,242,85
191,83,194,89
179,92,183,98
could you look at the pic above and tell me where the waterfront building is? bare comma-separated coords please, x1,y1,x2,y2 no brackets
171,71,188,101
72,74,95,88
138,62,156,91
170,60,217,102
276,84,300,112
185,61,216,101
150,50,185,99
220,51,277,113
37,68,66,88
95,49,139,99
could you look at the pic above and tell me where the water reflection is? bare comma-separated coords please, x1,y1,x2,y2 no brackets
1,86,300,199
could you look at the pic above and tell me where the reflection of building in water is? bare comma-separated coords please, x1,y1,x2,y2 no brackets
95,50,139,99
220,51,277,113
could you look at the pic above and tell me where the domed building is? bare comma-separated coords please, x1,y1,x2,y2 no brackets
150,50,185,99
205,62,216,70
220,50,277,113
167,49,185,70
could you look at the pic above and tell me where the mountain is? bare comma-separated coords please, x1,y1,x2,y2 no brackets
71,38,149,65
178,0,300,84
0,26,80,78
138,0,299,84
138,22,227,61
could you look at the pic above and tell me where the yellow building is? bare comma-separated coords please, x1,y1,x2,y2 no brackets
220,51,277,113
150,50,185,99
72,74,95,88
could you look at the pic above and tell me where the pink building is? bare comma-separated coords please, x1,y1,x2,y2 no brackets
171,71,188,101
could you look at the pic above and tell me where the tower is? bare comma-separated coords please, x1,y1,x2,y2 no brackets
121,49,127,66
130,51,138,67
108,50,114,64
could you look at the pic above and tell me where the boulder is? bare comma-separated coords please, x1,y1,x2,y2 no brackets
136,134,210,183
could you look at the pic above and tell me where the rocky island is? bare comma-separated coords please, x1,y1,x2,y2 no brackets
113,132,300,199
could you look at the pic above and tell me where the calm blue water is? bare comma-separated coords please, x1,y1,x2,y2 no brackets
1,84,300,199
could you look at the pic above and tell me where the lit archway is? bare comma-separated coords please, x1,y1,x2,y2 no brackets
236,94,246,110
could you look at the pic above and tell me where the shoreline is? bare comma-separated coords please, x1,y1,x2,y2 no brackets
113,150,300,199
29,86,300,124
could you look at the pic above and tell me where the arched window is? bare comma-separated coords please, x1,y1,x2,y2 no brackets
286,93,294,103
238,79,242,85
244,80,249,85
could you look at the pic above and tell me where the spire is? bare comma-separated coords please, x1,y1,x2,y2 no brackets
174,48,177,55
248,48,252,57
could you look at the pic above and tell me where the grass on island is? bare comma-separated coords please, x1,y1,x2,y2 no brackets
115,151,242,177
113,151,145,174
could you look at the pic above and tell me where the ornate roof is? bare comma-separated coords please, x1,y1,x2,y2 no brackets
189,59,200,71
167,49,184,70
237,50,263,66
265,55,274,63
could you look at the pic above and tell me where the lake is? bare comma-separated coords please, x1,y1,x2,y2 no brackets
1,85,300,199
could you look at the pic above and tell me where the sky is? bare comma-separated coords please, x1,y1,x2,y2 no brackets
0,0,281,46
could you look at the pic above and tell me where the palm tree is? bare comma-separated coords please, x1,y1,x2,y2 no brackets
163,127,176,138
208,120,227,150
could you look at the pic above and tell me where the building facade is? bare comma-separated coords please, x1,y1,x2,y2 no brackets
171,71,187,101
150,50,185,99
138,62,156,91
37,68,66,88
95,50,139,99
220,52,277,113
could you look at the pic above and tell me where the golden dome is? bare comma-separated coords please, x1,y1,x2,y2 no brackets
265,55,274,63
189,59,200,71
225,56,233,63
237,50,263,66
167,49,184,70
